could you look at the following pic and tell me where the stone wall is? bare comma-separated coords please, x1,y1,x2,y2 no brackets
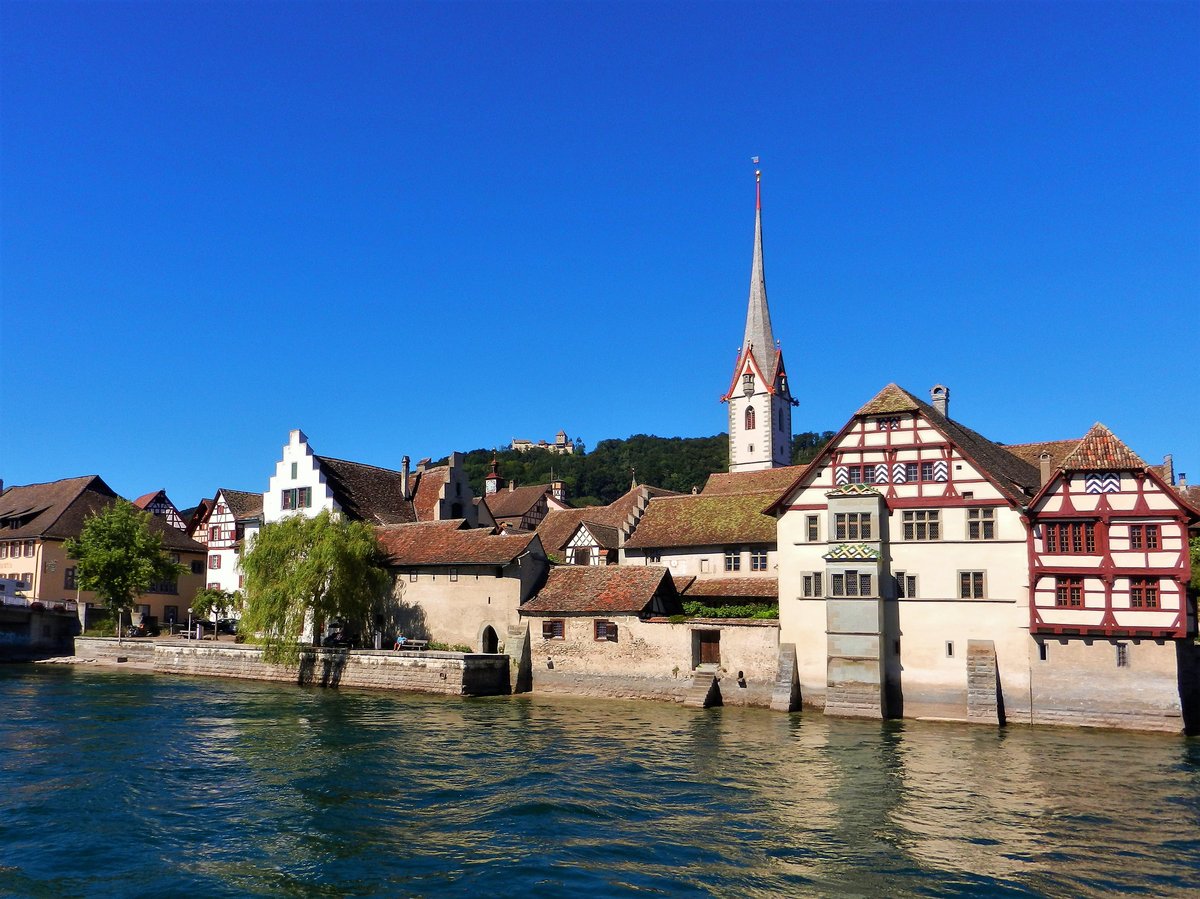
73,637,157,665
527,616,779,707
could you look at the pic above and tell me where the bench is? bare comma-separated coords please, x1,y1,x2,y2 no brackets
395,639,428,652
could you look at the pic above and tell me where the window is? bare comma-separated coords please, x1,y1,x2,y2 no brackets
806,516,819,542
724,551,741,572
1055,576,1083,607
1129,524,1159,550
208,554,221,570
207,581,220,590
894,571,917,598
1129,578,1159,609
280,487,312,511
747,444,754,454
967,508,996,540
801,573,823,597
1038,642,1049,662
845,465,876,485
0,543,7,559
450,568,459,582
209,526,220,543
904,462,918,483
920,461,934,482
542,619,565,640
147,578,178,595
191,560,204,575
22,572,33,587
959,571,986,599
1044,522,1096,554
834,512,871,540
409,571,418,582
831,573,845,596
1116,643,1129,668
646,551,662,563
745,407,756,430
290,462,298,479
945,641,955,658
750,550,768,571
831,570,871,597
902,510,940,541
859,573,872,596
168,552,180,564
23,540,35,557
594,619,618,642
877,417,901,430
164,606,178,624
65,567,76,590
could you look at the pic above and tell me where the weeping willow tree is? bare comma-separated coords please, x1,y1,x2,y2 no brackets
240,510,390,664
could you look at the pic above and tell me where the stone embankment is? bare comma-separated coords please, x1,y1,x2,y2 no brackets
73,638,510,696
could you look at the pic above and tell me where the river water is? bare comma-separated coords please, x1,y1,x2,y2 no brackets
0,666,1197,897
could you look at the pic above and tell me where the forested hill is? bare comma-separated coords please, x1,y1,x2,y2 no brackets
439,432,834,507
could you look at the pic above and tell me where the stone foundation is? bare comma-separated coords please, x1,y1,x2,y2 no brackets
73,637,156,665
73,638,510,696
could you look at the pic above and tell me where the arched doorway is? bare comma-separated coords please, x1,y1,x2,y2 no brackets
481,626,499,654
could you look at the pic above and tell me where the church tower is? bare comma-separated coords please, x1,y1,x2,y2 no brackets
722,166,795,472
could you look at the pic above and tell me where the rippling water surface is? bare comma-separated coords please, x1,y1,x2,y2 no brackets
1,666,1198,897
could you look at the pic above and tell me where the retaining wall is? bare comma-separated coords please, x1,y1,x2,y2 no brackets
74,637,156,665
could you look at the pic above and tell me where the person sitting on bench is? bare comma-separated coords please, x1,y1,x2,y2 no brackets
393,635,408,651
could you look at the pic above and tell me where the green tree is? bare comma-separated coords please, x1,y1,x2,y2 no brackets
1190,536,1200,593
240,510,390,663
191,587,239,633
65,501,184,639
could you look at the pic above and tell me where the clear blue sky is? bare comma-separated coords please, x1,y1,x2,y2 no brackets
3,1,1197,507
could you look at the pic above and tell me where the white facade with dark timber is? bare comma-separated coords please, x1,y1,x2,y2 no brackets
722,169,795,473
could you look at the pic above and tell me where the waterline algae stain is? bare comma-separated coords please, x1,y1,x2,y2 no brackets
1,666,1198,896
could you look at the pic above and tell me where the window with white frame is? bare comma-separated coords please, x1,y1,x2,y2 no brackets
724,550,741,572
806,515,819,542
959,570,986,599
750,550,768,571
902,510,940,541
801,572,823,597
835,512,871,540
967,508,996,540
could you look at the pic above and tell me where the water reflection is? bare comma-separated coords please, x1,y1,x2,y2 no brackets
0,666,1197,897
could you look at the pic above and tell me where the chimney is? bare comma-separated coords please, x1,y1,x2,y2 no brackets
1162,454,1174,486
509,480,515,492
1039,451,1053,486
930,384,950,418
401,456,411,500
1179,472,1188,488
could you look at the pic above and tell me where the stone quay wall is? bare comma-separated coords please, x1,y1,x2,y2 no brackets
74,638,510,696
74,637,156,665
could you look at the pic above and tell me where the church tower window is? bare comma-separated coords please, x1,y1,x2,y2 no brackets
745,407,756,430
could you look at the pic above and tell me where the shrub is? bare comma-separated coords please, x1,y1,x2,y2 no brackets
680,601,778,620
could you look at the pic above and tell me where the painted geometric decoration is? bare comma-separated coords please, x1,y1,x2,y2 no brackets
875,463,890,484
826,483,882,498
892,463,907,484
932,460,949,482
835,466,850,486
823,543,881,562
1085,472,1121,494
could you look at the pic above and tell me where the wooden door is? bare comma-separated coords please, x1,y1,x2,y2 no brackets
697,630,720,665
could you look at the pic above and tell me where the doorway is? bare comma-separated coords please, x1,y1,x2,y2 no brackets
481,625,499,654
693,630,720,667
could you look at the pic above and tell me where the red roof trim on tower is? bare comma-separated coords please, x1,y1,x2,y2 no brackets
720,345,775,402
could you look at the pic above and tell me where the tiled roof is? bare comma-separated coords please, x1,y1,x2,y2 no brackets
536,485,680,554
857,383,922,416
826,483,882,497
679,577,778,599
623,491,778,549
520,565,681,615
484,484,552,520
0,476,205,552
131,490,165,510
315,455,417,525
219,489,264,521
1178,485,1200,519
702,464,809,495
375,521,540,566
411,466,449,522
1003,439,1082,470
1060,423,1147,471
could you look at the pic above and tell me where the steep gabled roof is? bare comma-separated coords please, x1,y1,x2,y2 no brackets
484,483,552,520
410,466,449,522
574,520,621,550
131,490,167,510
1060,423,1147,471
520,565,681,615
315,455,417,525
376,521,540,566
218,488,264,521
0,476,205,551
624,491,778,549
535,485,681,555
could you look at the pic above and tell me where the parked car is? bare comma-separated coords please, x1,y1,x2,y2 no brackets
216,618,238,635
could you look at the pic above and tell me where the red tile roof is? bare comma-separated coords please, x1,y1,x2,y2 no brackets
1060,423,1147,471
535,485,679,555
624,491,778,549
484,484,553,519
411,466,449,522
679,577,778,599
131,490,165,510
520,565,681,615
375,521,540,566
1003,439,1082,470
702,464,810,495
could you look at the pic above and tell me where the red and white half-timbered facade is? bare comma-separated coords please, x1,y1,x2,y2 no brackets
1028,424,1195,640
132,489,187,531
195,488,264,596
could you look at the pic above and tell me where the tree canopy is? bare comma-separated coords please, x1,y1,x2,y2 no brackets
240,510,390,663
443,431,834,506
191,587,239,623
65,500,183,621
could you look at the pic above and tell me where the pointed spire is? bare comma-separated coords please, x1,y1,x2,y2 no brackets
743,164,776,383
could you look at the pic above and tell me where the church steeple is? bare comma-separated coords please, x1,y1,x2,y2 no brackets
743,167,777,383
722,163,795,473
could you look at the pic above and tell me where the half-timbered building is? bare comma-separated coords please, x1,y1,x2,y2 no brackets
131,489,187,531
196,488,263,595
